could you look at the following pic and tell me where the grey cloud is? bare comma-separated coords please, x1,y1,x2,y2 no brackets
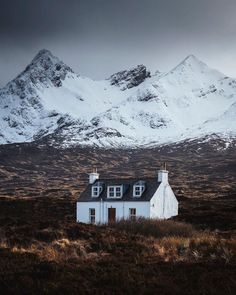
0,0,236,87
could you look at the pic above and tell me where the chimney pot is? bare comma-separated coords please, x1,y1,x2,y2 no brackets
158,169,168,183
89,172,99,184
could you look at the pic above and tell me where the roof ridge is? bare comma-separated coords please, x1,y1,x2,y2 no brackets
96,177,157,181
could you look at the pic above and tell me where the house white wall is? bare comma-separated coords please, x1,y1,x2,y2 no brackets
76,202,101,224
150,182,178,219
77,201,150,224
77,169,178,224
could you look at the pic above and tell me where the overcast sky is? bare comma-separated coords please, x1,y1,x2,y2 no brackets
0,0,236,87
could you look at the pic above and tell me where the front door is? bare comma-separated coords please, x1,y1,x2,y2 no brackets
108,208,116,223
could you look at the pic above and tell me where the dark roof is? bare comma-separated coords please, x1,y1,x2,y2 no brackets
78,178,161,202
92,181,105,187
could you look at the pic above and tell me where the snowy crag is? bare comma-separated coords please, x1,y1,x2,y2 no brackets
0,50,236,148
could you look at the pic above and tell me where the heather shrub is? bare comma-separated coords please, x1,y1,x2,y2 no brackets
110,218,195,238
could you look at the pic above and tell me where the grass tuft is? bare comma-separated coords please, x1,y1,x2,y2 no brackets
110,217,195,238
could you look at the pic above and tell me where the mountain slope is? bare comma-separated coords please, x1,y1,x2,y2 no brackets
0,50,235,147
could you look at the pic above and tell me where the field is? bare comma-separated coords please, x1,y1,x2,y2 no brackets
0,138,235,294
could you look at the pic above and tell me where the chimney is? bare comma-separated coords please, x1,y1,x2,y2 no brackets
157,163,168,183
88,170,99,184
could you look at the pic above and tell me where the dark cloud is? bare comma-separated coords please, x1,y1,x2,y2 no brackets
0,0,236,86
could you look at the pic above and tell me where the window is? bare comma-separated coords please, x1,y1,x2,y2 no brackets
129,208,136,221
116,186,121,197
92,185,102,197
89,208,95,224
133,185,145,197
107,186,123,198
108,187,114,197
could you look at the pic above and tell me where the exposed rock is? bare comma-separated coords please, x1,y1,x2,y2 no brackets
85,127,123,140
137,89,158,102
109,65,151,90
14,49,73,90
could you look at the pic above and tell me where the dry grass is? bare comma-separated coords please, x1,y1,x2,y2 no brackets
109,218,236,264
1,217,235,265
9,238,90,263
0,198,235,294
156,234,236,263
110,218,196,238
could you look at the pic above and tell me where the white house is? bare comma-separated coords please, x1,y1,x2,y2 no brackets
76,168,178,224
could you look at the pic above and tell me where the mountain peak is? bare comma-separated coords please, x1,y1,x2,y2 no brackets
29,49,67,71
180,54,205,66
184,54,199,61
109,64,151,90
38,48,52,55
7,49,74,92
167,54,212,78
31,49,55,63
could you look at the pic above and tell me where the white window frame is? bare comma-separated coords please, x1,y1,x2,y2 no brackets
107,185,123,198
129,208,136,221
91,185,102,197
133,185,145,197
89,208,96,224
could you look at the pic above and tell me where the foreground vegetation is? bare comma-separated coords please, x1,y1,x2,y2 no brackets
0,197,235,294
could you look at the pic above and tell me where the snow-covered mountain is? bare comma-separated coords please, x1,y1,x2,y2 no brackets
0,50,235,148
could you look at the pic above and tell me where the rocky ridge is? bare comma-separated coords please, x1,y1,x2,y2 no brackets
0,50,235,148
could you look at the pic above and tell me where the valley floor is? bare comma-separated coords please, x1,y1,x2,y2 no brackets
0,141,235,294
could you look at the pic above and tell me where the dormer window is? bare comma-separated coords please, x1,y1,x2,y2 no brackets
133,181,145,197
91,182,104,197
133,186,144,197
107,185,123,198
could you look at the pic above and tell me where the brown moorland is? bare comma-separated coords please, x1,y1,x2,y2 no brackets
0,138,235,294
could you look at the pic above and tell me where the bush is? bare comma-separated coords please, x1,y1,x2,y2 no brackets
109,218,195,238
